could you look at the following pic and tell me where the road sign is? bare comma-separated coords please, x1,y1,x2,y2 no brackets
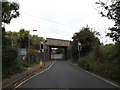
78,42,81,50
40,41,44,44
78,42,81,45
40,41,44,50
19,48,27,55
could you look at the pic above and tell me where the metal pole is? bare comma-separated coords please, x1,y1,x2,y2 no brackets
28,33,30,62
78,44,81,59
43,45,46,66
78,42,81,59
78,49,80,59
28,35,30,51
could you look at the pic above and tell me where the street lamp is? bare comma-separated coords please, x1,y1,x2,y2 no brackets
28,30,37,61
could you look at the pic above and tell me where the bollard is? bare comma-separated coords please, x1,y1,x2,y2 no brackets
39,59,43,68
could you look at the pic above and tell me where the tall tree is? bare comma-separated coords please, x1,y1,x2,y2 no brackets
17,29,29,48
2,1,20,26
71,26,100,59
2,27,18,78
7,31,19,48
96,0,120,42
31,35,44,49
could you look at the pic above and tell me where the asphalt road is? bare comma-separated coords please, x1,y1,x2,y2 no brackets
19,60,118,88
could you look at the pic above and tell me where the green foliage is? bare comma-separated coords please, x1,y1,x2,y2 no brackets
2,28,18,68
22,62,34,68
2,0,21,79
2,28,44,79
96,0,120,42
7,31,19,48
69,41,78,59
2,28,20,79
70,26,100,59
2,1,20,24
6,30,45,49
31,35,44,49
78,52,95,71
3,65,24,79
2,27,11,47
77,44,120,83
2,46,18,68
17,29,29,48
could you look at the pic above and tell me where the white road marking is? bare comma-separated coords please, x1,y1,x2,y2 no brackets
69,62,120,88
15,60,56,88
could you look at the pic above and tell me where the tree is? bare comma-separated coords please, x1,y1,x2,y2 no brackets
96,0,120,42
2,0,20,77
2,27,19,78
7,31,19,48
2,27,11,48
17,29,29,48
31,35,44,49
71,26,100,59
2,1,20,26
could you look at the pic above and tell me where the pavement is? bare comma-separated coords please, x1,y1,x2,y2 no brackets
18,60,119,88
2,60,54,89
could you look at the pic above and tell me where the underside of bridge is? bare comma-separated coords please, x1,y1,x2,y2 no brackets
48,45,68,60
40,38,70,60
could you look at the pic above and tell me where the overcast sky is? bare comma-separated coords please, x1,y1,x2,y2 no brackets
6,0,114,44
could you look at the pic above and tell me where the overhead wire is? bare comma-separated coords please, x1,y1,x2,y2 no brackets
21,12,80,30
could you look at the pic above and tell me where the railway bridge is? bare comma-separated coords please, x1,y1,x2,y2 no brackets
40,38,70,60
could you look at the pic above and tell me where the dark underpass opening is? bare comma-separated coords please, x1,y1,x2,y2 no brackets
49,46,68,60
50,47,66,60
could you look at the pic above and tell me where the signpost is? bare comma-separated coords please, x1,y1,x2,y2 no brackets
19,48,27,55
40,41,46,66
40,41,44,52
19,49,27,61
78,42,82,59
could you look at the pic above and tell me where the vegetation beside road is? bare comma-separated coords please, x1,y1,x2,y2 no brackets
69,0,120,84
2,1,44,79
2,28,44,79
79,44,119,83
70,44,119,84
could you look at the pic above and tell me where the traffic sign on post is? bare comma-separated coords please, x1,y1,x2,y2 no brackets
78,42,82,59
78,42,81,51
40,41,44,52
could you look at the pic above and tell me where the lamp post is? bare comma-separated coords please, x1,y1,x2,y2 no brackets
28,30,37,61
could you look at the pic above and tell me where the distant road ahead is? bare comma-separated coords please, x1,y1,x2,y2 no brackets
19,60,118,88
